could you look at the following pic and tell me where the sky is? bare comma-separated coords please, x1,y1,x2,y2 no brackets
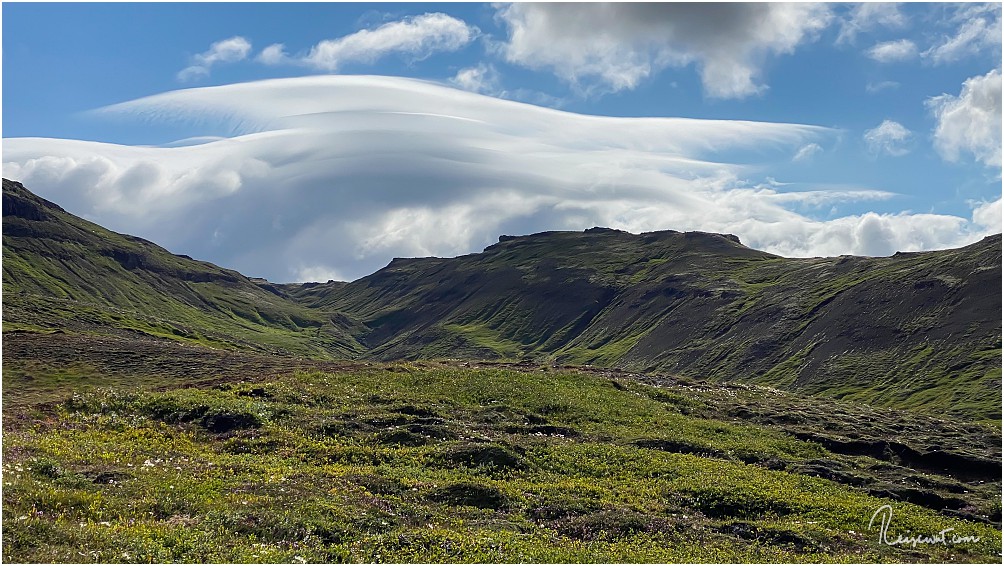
2,2,1001,283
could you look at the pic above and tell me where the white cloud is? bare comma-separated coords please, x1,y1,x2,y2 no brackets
867,39,917,63
792,143,822,162
2,76,994,282
257,43,288,65
177,36,252,81
259,13,476,71
295,264,347,284
448,65,567,108
446,64,569,108
924,3,1001,65
757,186,894,207
971,198,1002,231
863,120,912,156
866,80,900,94
450,63,501,95
837,3,908,45
927,69,1002,168
494,3,832,99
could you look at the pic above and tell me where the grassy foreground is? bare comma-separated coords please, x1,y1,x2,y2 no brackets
3,353,999,563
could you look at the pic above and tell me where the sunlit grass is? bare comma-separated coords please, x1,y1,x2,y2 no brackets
3,366,999,563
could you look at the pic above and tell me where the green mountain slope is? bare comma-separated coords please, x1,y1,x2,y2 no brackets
2,179,1000,562
4,179,999,421
290,228,1002,421
2,179,363,358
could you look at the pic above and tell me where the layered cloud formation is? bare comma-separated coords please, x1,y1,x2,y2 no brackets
3,76,999,282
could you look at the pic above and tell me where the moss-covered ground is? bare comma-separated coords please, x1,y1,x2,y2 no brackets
3,339,999,563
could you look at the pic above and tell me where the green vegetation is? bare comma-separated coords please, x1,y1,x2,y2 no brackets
2,179,363,359
441,323,526,359
3,179,1001,562
4,363,999,563
296,227,1001,422
5,179,1000,421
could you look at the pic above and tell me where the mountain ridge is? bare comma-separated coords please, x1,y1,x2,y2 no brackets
279,214,1001,421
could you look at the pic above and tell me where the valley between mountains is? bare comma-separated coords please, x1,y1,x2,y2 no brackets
2,177,1001,563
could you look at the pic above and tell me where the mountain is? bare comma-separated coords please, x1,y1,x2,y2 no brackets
2,179,363,358
3,179,1000,421
287,228,1002,422
3,179,1002,561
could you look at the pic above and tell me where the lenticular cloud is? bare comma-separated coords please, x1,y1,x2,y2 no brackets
2,76,998,282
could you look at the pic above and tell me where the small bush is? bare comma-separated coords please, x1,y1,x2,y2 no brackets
552,509,675,541
141,396,209,423
200,410,261,433
345,473,404,495
136,391,268,431
28,457,62,479
685,490,795,519
439,444,524,470
396,405,439,417
428,482,508,509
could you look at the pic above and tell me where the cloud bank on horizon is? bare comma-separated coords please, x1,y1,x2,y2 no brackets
4,75,999,283
2,2,1000,282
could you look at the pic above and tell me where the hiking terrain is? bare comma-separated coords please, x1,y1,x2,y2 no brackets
2,178,1000,562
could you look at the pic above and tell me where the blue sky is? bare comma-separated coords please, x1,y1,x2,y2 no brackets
3,3,1001,282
